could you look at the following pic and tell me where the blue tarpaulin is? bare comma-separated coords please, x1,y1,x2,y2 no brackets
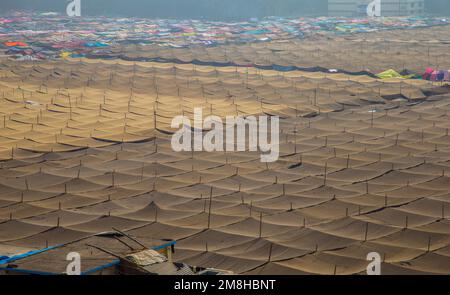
0,245,60,265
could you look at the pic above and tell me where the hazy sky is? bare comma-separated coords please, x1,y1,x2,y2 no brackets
0,0,325,19
0,0,448,19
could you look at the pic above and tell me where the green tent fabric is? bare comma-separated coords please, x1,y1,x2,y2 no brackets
376,69,415,79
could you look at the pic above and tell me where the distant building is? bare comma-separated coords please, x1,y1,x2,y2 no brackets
328,0,425,17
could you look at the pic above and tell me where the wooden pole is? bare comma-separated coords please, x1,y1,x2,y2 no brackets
258,212,263,238
207,187,213,229
112,227,147,249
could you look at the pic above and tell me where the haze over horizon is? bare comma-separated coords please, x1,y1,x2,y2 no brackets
0,0,449,20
